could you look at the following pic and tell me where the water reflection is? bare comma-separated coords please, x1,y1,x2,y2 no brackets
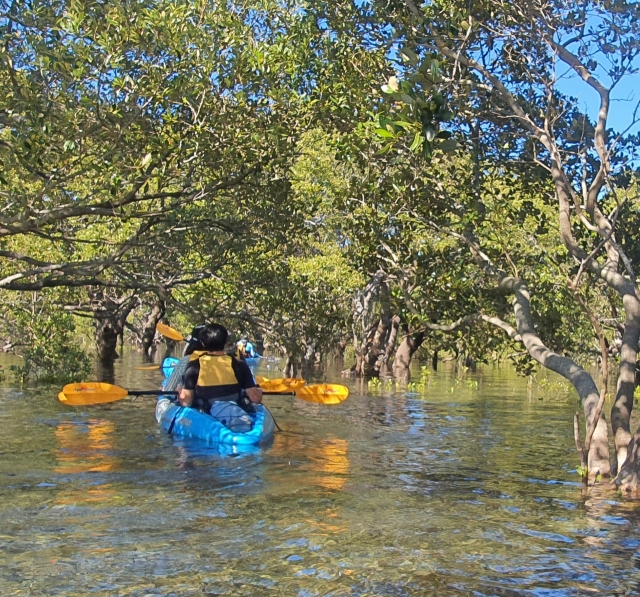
54,419,119,505
54,419,119,475
313,438,349,491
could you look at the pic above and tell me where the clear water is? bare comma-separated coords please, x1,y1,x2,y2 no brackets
1,352,639,596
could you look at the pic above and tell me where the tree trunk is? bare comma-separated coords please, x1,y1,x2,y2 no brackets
360,317,390,376
616,430,640,497
393,329,425,375
91,292,139,363
141,299,165,358
432,349,438,371
510,280,611,479
95,318,120,362
379,315,401,374
611,309,640,472
464,354,476,371
284,356,298,378
352,271,391,377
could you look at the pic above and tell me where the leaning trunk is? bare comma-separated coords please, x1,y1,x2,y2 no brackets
511,280,611,479
393,329,425,375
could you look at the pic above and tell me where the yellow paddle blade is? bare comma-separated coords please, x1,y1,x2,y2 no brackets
295,384,349,404
156,323,184,342
255,375,270,383
258,377,306,393
135,365,161,370
58,382,129,406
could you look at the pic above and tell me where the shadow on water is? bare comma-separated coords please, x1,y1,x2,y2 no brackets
1,351,640,595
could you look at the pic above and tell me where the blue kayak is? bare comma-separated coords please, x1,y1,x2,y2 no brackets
155,357,275,445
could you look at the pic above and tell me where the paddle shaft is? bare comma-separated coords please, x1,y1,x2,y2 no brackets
129,390,294,396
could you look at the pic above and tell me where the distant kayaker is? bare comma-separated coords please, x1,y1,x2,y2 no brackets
245,340,258,358
236,338,248,360
236,337,259,359
179,323,262,413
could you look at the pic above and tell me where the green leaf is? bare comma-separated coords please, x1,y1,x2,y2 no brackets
410,133,424,152
375,128,396,139
431,59,439,79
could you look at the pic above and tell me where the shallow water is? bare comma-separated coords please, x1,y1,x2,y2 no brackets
1,352,640,596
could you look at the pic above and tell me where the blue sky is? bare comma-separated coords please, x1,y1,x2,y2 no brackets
556,69,640,138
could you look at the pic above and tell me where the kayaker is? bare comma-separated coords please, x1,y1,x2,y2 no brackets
244,340,258,358
183,324,206,356
236,337,259,359
236,338,248,360
179,323,262,413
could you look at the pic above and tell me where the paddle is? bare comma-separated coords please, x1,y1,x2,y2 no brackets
256,376,306,392
295,384,349,404
135,365,161,370
156,323,185,342
58,381,349,406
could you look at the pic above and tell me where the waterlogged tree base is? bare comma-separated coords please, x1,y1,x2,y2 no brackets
615,432,640,499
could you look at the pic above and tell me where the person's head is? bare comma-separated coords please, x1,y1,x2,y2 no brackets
200,323,229,352
183,324,206,356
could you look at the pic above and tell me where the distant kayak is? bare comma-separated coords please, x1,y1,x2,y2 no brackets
155,357,275,445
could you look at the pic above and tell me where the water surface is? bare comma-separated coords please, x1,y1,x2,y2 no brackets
1,354,639,596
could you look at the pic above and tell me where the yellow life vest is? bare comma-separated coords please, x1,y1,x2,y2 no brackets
189,351,238,387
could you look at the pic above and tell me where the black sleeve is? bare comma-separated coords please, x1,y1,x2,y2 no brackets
182,361,200,390
232,359,257,389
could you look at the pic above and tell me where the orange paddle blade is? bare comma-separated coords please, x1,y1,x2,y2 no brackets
59,382,129,406
258,377,306,393
135,365,161,370
156,323,184,342
295,384,349,404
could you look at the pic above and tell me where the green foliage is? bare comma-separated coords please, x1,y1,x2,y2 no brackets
4,295,91,384
407,366,433,393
